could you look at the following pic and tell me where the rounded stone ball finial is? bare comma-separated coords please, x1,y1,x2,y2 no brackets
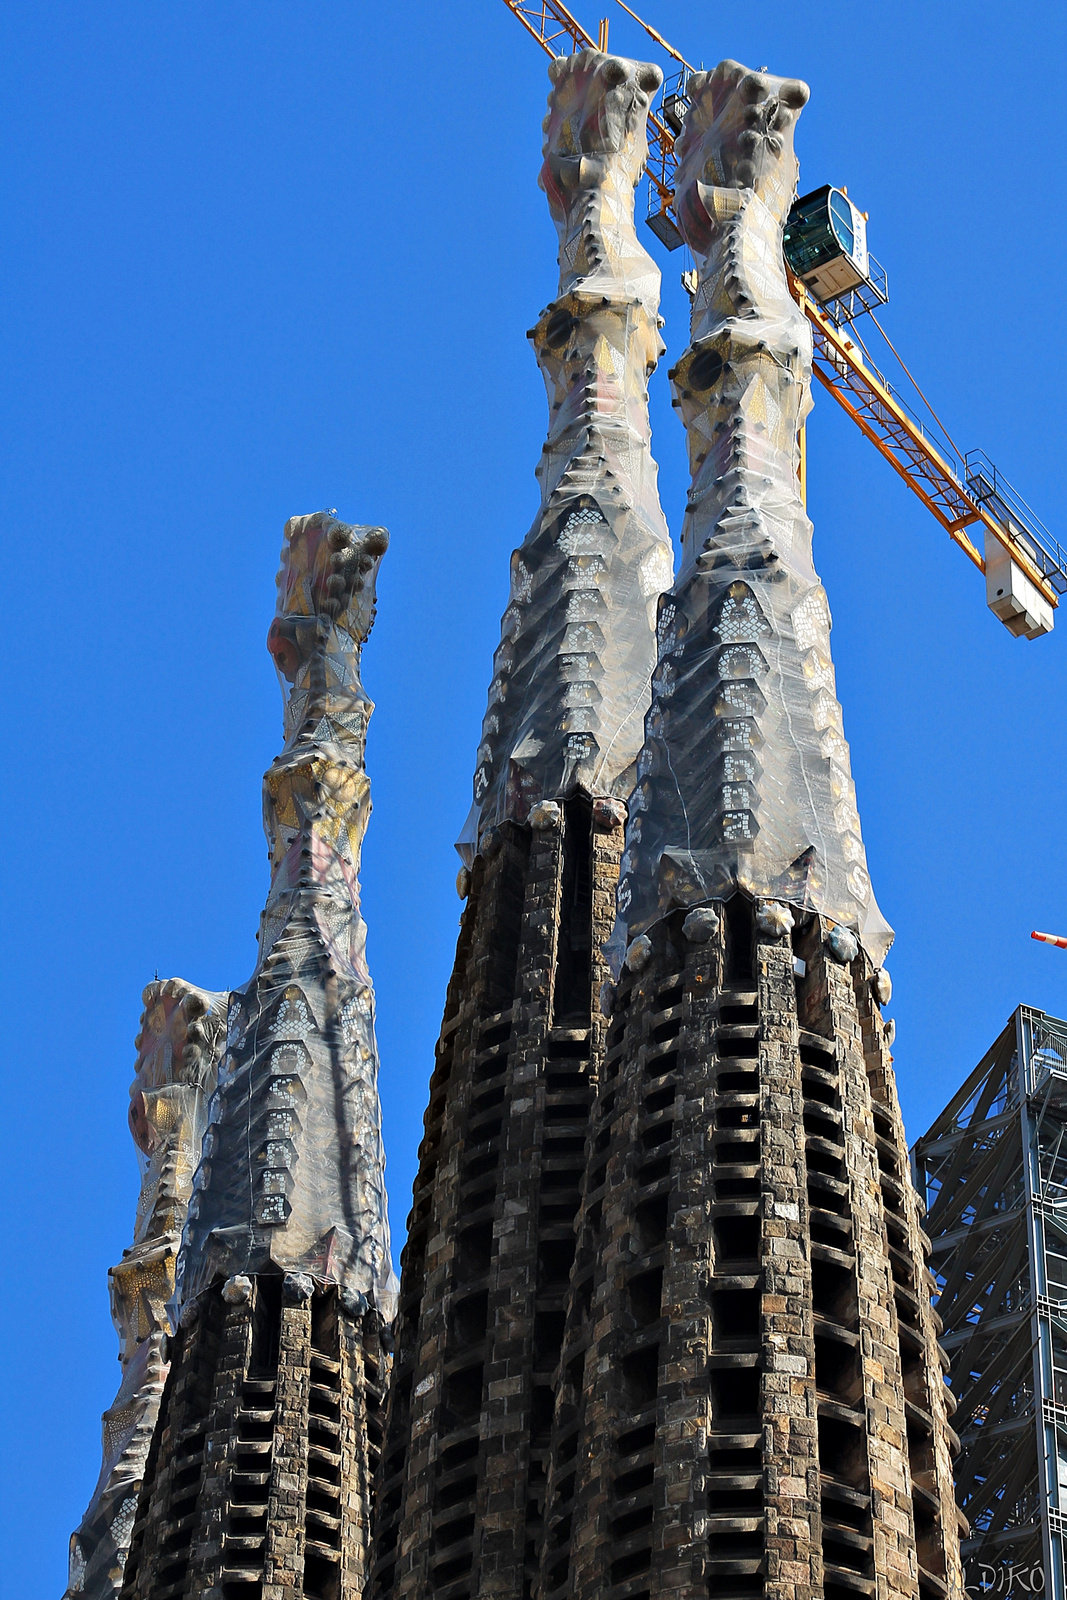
340,1286,369,1318
179,1297,201,1330
625,934,653,973
592,797,627,832
683,906,720,944
756,900,794,938
283,1272,315,1304
871,968,892,1007
222,1274,252,1306
826,925,859,965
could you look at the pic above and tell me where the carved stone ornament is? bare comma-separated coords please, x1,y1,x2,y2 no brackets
827,924,860,965
683,906,721,944
757,900,795,939
611,58,892,969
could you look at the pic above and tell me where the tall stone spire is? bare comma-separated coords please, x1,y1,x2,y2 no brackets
177,511,396,1314
612,55,891,965
466,46,673,845
119,511,395,1600
372,50,671,1600
533,63,963,1600
64,980,226,1600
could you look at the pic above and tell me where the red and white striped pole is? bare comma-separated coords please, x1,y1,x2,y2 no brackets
1032,930,1067,949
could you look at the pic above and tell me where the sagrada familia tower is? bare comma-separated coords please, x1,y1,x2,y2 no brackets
64,44,965,1600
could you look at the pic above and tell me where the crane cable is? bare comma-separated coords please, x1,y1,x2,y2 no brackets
845,317,957,468
611,0,695,70
868,309,966,470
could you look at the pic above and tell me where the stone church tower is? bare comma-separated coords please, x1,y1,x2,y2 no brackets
375,51,964,1600
531,60,965,1600
64,46,967,1600
64,980,226,1599
116,510,397,1600
369,48,673,1600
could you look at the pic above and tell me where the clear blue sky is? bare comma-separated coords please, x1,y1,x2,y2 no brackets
1,2,1064,1592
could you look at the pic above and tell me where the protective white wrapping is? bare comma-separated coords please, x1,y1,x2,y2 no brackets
177,512,398,1320
64,980,227,1599
462,49,674,855
612,61,892,965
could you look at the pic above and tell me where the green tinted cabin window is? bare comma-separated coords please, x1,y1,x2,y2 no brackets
783,184,849,276
828,190,855,255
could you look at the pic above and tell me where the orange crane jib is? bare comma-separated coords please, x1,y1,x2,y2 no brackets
500,0,1061,617
792,278,1056,605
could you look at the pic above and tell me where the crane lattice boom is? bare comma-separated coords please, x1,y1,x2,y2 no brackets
798,282,1059,607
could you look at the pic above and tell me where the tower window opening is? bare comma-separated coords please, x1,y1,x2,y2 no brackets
552,797,594,1027
724,896,754,984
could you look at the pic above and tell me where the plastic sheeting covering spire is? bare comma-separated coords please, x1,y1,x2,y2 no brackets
612,60,893,965
64,980,227,1599
176,512,398,1320
461,48,674,856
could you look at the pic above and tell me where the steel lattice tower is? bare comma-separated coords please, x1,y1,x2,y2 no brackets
914,1006,1067,1597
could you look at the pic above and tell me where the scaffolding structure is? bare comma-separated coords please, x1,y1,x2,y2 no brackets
913,1007,1067,1598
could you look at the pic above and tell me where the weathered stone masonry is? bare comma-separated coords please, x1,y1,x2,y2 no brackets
116,511,396,1600
371,798,626,1600
120,1276,385,1599
535,900,962,1600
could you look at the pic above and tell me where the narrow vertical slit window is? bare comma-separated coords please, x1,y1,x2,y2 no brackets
552,797,593,1028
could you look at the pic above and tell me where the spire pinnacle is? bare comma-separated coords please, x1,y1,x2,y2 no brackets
463,50,673,853
614,61,892,964
178,511,397,1317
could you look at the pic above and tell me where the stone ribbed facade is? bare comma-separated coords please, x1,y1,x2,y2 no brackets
372,48,671,1600
537,902,962,1600
370,797,626,1600
64,980,227,1599
117,511,395,1600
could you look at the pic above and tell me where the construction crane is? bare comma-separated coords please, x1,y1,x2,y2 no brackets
501,0,1067,639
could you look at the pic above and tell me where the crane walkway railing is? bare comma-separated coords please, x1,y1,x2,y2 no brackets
796,279,1061,608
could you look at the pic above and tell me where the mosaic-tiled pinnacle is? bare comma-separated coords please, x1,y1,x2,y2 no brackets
614,60,892,964
465,48,673,848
